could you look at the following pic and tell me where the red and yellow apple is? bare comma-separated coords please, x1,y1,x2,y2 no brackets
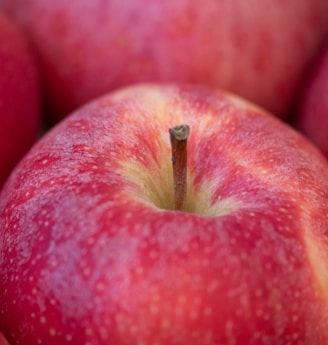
1,84,328,344
0,0,327,120
295,44,328,158
0,13,41,189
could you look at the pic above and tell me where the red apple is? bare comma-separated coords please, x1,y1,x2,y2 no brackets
0,13,41,189
0,0,327,120
1,84,328,345
0,333,9,345
295,43,328,158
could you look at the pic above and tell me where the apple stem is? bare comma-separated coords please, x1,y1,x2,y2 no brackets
169,124,190,211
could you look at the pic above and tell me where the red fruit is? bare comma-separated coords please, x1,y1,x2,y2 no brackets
295,44,328,158
0,0,327,120
0,333,9,345
0,13,41,188
1,84,328,345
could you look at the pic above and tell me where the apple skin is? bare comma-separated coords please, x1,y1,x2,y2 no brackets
1,84,328,345
0,0,327,120
0,13,41,189
295,44,328,158
0,333,9,345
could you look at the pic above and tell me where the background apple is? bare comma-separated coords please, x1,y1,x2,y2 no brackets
0,333,9,345
294,43,328,158
0,13,41,189
0,0,327,121
1,84,328,345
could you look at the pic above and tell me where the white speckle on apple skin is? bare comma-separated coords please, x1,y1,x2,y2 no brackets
1,84,328,344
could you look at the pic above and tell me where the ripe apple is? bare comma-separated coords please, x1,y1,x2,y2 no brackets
295,44,328,158
1,84,328,345
0,0,327,120
0,333,9,345
0,13,41,189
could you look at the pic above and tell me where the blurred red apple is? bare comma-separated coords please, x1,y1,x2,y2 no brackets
295,44,328,158
0,13,41,188
0,333,9,345
0,0,327,120
1,84,328,345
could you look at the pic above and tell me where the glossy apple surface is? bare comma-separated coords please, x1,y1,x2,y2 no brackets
296,44,328,158
0,13,41,188
1,84,328,345
0,0,327,120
